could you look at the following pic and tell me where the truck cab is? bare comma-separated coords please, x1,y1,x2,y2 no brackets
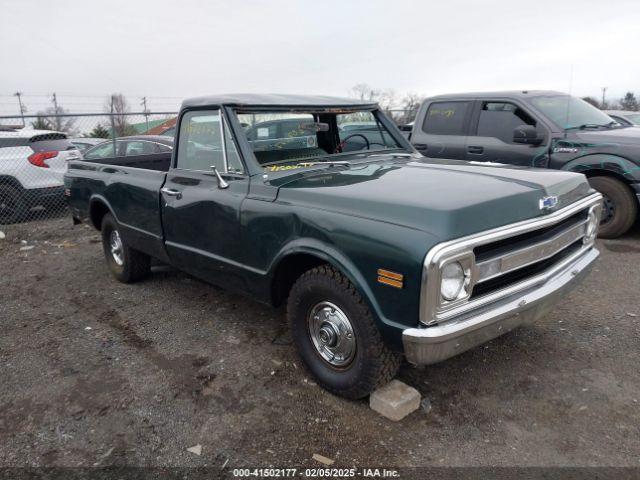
410,91,640,238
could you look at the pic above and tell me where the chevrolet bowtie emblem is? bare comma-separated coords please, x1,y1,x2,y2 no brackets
539,195,559,210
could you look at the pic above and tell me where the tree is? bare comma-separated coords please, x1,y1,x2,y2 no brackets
31,116,51,130
87,123,110,139
581,96,601,108
398,92,425,124
619,92,639,111
348,84,398,119
35,106,78,134
106,93,137,137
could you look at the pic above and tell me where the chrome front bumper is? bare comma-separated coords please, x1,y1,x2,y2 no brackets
402,247,599,365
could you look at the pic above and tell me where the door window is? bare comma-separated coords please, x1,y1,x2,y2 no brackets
177,110,243,173
84,142,117,159
422,101,470,135
476,102,537,143
124,141,156,156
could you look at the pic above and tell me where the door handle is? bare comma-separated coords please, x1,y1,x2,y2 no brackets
161,187,182,199
467,146,484,154
413,143,428,151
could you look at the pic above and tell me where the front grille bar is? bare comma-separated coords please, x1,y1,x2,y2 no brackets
475,218,587,283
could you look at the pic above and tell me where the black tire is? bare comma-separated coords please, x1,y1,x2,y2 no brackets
101,213,150,283
287,264,400,399
588,176,637,239
0,184,28,225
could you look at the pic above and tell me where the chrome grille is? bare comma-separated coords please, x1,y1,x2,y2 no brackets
420,193,603,326
474,212,588,285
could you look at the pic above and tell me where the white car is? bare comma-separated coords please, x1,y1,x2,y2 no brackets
0,128,80,223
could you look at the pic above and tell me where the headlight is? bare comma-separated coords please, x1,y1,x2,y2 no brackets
441,261,465,301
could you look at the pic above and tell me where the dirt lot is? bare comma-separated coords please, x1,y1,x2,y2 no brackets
1,215,639,473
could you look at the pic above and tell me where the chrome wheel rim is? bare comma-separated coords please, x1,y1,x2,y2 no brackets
109,230,124,266
307,301,356,367
601,195,615,225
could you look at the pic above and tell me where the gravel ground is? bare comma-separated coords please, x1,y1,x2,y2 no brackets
0,215,639,473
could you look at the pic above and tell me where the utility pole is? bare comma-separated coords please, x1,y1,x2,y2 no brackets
14,92,26,127
51,93,62,131
601,87,608,109
141,97,149,133
109,95,117,151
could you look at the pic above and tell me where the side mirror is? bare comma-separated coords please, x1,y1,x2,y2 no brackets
513,125,543,145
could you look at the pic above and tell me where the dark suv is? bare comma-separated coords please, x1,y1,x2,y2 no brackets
410,91,640,238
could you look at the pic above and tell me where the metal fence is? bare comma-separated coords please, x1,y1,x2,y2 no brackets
0,112,177,229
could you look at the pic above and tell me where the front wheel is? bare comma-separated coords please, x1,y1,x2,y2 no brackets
588,176,637,238
287,265,400,399
101,213,150,283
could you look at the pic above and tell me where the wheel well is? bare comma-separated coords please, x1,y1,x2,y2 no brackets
89,200,111,230
271,253,328,307
0,176,24,191
580,168,631,185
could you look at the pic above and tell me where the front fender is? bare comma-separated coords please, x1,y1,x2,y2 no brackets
268,238,412,350
561,154,640,181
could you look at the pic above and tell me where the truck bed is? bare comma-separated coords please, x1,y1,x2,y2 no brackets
65,159,169,262
82,152,171,172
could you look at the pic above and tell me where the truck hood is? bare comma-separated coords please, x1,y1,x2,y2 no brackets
571,126,640,146
273,157,591,241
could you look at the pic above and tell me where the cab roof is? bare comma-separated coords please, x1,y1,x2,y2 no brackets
427,90,568,100
182,94,376,109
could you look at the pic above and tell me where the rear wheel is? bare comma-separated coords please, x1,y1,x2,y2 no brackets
101,213,150,282
588,176,637,238
0,184,28,224
287,264,400,399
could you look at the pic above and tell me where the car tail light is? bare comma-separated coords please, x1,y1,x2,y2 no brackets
28,151,58,168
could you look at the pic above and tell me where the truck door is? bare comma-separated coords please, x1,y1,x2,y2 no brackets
465,100,549,167
411,100,472,159
161,108,250,291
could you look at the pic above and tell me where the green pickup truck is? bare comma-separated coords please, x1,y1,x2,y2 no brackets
65,94,603,399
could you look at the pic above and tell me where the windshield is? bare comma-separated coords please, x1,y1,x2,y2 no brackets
234,109,403,168
530,95,616,130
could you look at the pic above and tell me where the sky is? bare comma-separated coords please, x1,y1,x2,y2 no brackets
1,0,639,115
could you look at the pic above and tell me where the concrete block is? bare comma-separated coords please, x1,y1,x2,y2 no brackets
369,379,421,421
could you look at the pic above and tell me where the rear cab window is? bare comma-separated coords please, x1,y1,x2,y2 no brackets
422,101,470,135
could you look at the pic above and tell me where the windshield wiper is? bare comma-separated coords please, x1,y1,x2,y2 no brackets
261,159,351,168
300,160,351,167
366,152,414,158
565,122,616,131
